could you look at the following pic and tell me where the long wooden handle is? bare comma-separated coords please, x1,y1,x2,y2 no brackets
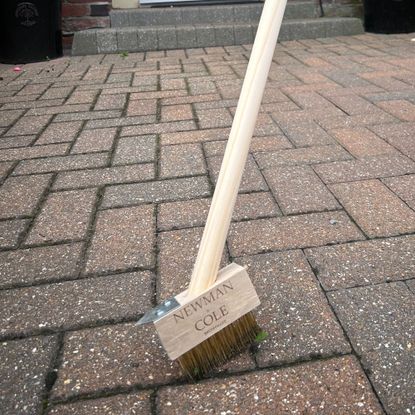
188,0,288,295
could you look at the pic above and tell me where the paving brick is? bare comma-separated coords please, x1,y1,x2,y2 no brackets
0,336,58,415
238,251,350,366
0,109,25,127
66,89,98,105
94,93,127,111
204,135,292,157
0,161,13,180
5,114,52,136
53,163,154,190
102,176,211,208
208,154,268,192
161,127,229,145
0,143,69,162
160,143,206,178
196,107,233,129
113,135,156,165
85,205,155,274
51,323,182,401
370,122,415,160
274,117,334,147
0,219,28,249
0,243,83,288
157,356,383,415
158,192,279,231
121,120,195,137
13,153,108,175
158,226,228,300
406,279,415,294
314,154,415,184
47,391,152,415
84,115,156,130
54,110,123,123
161,104,193,122
126,99,157,116
41,86,74,100
383,174,415,209
306,235,415,290
330,126,397,158
35,121,83,145
228,211,364,257
71,128,116,154
25,189,96,245
0,135,36,149
329,179,415,238
0,271,153,338
255,145,352,169
26,104,91,117
264,165,340,214
0,174,51,219
376,99,415,122
328,283,414,415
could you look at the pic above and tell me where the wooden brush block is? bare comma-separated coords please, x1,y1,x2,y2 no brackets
155,263,260,360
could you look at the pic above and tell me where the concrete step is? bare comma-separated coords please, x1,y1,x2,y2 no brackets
110,2,317,27
72,17,364,55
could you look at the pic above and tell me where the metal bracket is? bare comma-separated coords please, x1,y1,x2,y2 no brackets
137,297,180,325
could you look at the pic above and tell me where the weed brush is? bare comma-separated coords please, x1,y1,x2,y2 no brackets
138,0,288,378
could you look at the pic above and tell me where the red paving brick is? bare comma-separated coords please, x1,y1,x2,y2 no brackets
0,336,58,415
0,271,153,337
25,189,97,245
3,33,415,414
158,356,383,415
47,391,152,414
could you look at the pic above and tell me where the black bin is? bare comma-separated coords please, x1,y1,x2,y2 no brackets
364,0,415,34
0,0,62,64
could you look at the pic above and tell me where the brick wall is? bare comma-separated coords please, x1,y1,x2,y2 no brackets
62,0,111,49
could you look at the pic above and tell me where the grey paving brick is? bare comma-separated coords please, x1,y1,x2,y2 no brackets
228,211,364,257
0,243,83,288
328,283,415,415
255,145,352,169
0,336,58,415
113,135,156,165
160,143,206,178
102,176,211,208
177,26,197,49
306,235,415,290
72,30,98,56
264,165,340,214
157,27,178,51
208,154,268,193
0,174,51,219
85,205,155,274
195,25,216,48
314,154,415,184
0,219,28,249
97,29,118,54
117,28,139,52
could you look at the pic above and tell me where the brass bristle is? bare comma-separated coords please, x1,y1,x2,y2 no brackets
177,312,261,379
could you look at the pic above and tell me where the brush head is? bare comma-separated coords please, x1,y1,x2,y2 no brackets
177,311,261,379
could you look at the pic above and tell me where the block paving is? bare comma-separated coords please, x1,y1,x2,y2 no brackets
0,33,414,415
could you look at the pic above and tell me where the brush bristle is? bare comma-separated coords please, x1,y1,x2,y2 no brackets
177,312,261,379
